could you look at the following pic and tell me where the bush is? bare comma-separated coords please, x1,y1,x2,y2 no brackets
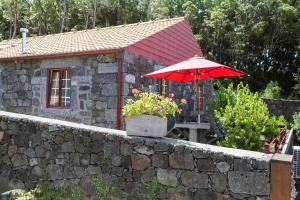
291,73,300,99
213,82,286,151
122,92,177,118
293,112,300,130
262,115,287,141
261,81,281,99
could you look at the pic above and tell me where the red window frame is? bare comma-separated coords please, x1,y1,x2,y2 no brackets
46,68,71,108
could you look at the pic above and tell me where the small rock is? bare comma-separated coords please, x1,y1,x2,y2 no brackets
134,146,154,155
29,158,38,166
197,159,217,172
112,155,122,167
35,146,46,157
61,142,75,153
24,148,36,158
152,153,168,168
216,162,230,173
11,154,28,168
211,174,227,192
121,143,132,155
180,171,208,189
154,143,169,152
131,154,151,170
157,168,178,187
30,166,43,180
169,152,194,170
8,179,25,190
46,164,62,180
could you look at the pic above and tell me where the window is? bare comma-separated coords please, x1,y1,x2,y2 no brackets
47,68,71,108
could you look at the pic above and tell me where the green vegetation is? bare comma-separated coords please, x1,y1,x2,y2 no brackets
0,0,298,96
2,182,85,200
291,73,300,99
293,112,300,130
2,175,161,200
91,176,119,200
122,92,177,118
143,179,160,200
261,81,282,99
213,82,287,151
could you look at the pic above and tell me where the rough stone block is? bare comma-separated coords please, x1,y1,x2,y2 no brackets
169,152,194,170
46,164,62,180
194,190,225,200
96,101,107,110
181,171,208,189
131,154,151,170
152,153,168,168
30,166,43,180
157,168,178,187
197,159,217,172
216,161,230,173
105,109,117,122
211,173,227,192
228,171,269,195
102,83,117,96
61,142,75,153
11,154,28,168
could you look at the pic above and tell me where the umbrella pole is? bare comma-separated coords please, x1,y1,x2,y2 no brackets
195,74,201,124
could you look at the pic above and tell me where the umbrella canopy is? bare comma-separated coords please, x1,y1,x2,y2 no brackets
144,55,247,82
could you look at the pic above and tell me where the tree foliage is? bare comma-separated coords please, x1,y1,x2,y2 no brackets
0,0,299,95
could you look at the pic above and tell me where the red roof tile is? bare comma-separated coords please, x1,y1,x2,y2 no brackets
0,17,202,64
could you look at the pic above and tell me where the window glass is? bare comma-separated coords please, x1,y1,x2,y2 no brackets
49,71,60,106
61,70,71,107
47,69,71,107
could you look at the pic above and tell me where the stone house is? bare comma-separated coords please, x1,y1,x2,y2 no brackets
0,17,213,129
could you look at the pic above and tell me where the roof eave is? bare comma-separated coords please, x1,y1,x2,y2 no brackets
0,48,123,63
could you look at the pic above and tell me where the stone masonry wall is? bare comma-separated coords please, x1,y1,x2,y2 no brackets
0,111,272,199
263,98,300,122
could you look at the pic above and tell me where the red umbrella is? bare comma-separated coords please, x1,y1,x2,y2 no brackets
144,55,248,123
144,55,247,82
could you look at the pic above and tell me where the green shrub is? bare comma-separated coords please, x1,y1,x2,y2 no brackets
292,73,300,99
262,115,287,141
122,92,177,118
261,81,281,99
293,112,300,130
213,82,286,151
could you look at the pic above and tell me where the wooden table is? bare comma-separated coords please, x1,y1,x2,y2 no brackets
174,122,211,142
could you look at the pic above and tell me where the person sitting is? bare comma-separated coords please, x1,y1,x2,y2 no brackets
177,98,188,123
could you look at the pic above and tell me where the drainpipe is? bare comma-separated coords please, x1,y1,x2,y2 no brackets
20,28,29,54
116,52,123,130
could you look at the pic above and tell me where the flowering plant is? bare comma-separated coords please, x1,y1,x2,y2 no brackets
122,92,178,118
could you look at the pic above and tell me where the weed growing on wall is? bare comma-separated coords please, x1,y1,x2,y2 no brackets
143,179,160,200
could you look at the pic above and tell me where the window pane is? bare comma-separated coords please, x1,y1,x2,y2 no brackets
61,70,71,107
49,71,60,106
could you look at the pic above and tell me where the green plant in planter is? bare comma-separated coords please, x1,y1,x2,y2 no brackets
122,92,178,118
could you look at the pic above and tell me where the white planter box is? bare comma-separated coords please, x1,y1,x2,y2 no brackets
126,115,167,137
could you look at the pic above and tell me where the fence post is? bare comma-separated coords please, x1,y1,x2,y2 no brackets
270,153,293,200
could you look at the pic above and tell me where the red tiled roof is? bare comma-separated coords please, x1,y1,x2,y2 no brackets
0,17,202,64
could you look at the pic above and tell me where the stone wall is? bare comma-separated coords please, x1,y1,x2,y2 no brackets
0,111,272,199
0,52,214,129
263,98,300,122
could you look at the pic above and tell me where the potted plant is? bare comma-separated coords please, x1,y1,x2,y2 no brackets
123,92,177,137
